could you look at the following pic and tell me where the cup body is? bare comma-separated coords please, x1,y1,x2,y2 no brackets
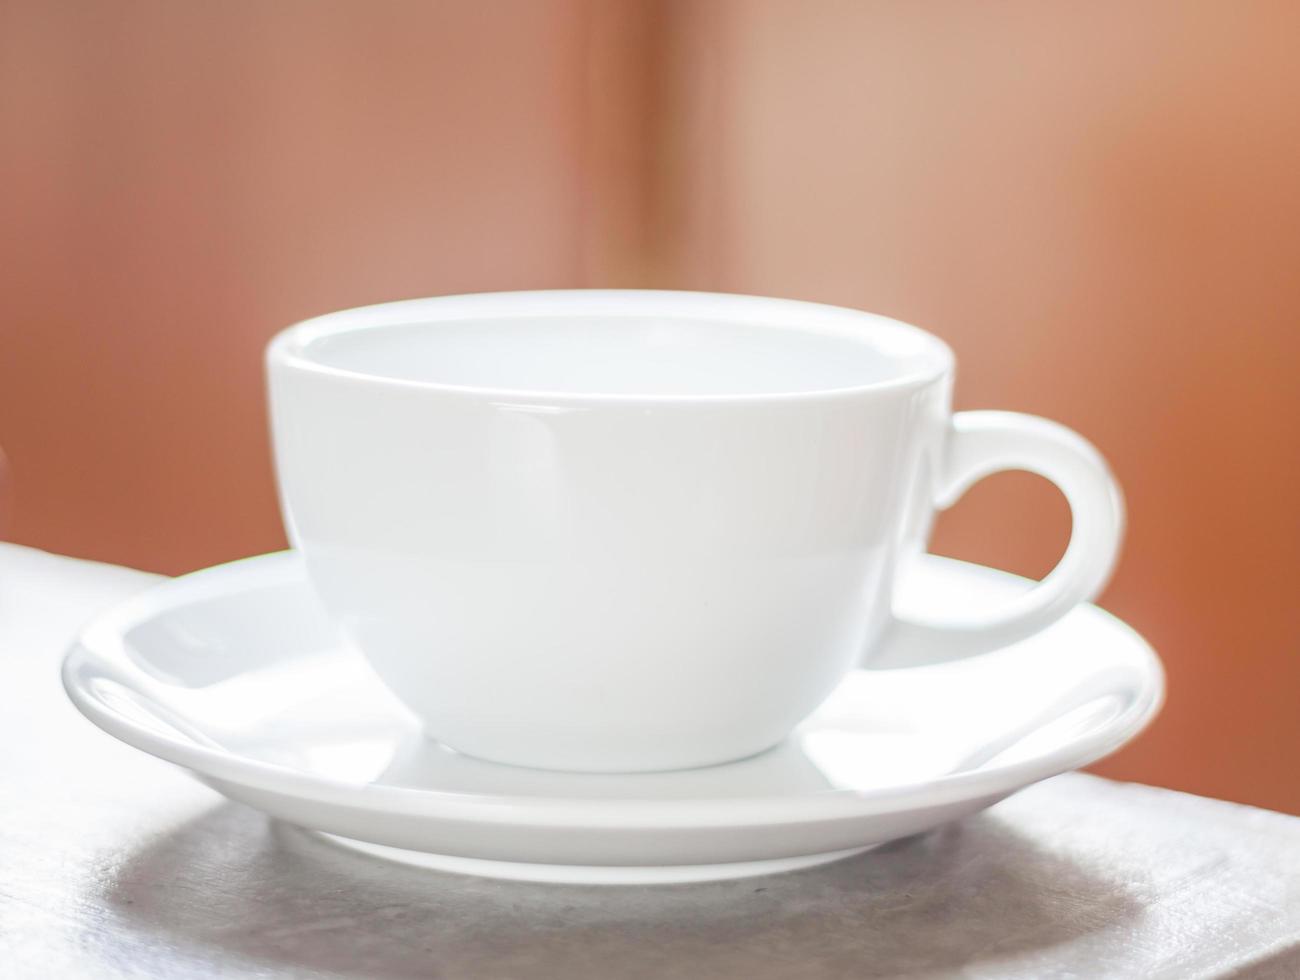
268,290,953,772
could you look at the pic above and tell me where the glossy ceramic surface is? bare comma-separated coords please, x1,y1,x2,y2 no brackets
267,290,1125,772
63,552,1163,884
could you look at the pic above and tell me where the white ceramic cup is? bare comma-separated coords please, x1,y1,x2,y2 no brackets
267,290,1123,773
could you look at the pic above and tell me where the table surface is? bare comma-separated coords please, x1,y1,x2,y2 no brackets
2,542,1298,980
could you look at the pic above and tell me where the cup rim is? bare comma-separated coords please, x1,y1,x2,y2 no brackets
266,289,955,404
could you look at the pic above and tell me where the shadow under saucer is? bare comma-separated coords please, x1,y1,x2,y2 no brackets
98,795,1141,980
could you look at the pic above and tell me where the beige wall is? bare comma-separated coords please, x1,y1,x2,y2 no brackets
2,1,1297,812
0,0,589,571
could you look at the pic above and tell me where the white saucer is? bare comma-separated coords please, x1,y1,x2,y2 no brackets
63,552,1162,885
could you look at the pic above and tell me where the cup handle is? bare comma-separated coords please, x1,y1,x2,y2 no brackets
879,411,1124,668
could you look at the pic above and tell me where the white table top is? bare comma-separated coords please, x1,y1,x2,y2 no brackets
3,541,1298,979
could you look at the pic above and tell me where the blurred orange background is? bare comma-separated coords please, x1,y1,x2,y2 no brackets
2,1,1297,813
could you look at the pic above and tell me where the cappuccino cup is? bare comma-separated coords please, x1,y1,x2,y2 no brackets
267,290,1122,772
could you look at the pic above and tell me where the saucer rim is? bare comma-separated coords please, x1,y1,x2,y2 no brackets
62,551,1164,829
